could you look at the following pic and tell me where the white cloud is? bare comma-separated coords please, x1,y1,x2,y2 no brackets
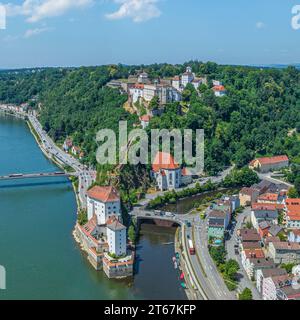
6,0,93,22
24,26,52,38
256,21,265,29
106,0,161,23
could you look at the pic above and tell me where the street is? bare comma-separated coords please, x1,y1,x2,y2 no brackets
225,207,261,300
28,113,95,208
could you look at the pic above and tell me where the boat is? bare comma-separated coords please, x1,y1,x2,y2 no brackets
172,257,176,262
180,282,187,289
174,261,178,269
180,272,184,280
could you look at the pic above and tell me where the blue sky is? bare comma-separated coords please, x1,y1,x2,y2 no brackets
0,0,300,68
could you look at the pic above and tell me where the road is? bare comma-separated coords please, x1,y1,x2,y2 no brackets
225,207,261,300
139,165,234,206
28,113,95,208
257,172,293,188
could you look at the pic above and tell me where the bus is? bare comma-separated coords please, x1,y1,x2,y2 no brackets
188,239,195,255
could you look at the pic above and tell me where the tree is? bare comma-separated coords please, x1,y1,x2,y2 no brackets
239,288,253,300
149,96,159,110
294,177,300,195
128,225,136,244
288,187,299,198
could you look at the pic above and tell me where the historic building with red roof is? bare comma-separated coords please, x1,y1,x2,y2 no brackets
151,151,187,191
87,186,121,225
249,155,289,173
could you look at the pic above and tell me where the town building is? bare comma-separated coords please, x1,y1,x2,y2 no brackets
238,228,261,243
239,187,259,206
63,137,73,152
129,84,144,103
277,285,300,300
151,152,184,191
106,216,127,257
262,274,292,300
250,203,278,230
249,155,289,173
138,72,149,84
181,66,194,87
288,230,300,243
284,199,300,229
207,209,230,240
87,186,121,225
257,193,282,204
256,268,287,294
268,241,300,264
139,114,152,129
212,85,226,97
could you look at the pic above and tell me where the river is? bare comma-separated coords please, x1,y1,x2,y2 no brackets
0,114,186,300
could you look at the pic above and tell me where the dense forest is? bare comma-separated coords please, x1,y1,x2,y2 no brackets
1,62,300,200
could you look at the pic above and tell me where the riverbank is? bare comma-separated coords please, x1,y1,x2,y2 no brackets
1,109,190,299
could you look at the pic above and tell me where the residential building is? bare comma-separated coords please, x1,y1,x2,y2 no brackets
212,80,223,86
284,199,300,229
241,246,275,279
63,137,73,152
140,114,152,129
256,268,287,294
268,241,300,264
151,152,182,191
208,219,225,240
268,225,283,237
262,274,292,300
138,72,149,84
257,193,281,204
208,209,231,239
106,216,127,257
239,187,259,206
258,221,271,238
181,66,194,87
238,229,261,243
213,85,226,97
250,204,278,230
288,230,300,243
129,84,144,103
277,285,300,300
87,186,121,225
172,76,181,91
249,155,289,173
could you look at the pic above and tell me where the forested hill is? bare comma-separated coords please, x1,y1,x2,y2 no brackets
0,62,300,178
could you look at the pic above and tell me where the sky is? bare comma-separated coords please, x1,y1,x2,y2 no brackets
0,0,300,68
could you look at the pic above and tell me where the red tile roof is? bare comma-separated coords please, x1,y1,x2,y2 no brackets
87,186,119,203
251,203,278,211
285,199,300,220
244,248,265,259
258,193,279,202
255,155,289,166
212,85,226,92
152,152,180,172
140,115,151,122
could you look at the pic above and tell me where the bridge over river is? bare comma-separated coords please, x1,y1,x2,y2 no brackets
0,172,77,181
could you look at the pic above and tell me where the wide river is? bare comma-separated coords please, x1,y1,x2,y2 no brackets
0,114,186,300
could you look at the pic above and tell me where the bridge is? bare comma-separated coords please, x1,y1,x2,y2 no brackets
129,208,192,227
0,172,77,181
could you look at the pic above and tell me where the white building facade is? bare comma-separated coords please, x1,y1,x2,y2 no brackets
87,186,121,225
